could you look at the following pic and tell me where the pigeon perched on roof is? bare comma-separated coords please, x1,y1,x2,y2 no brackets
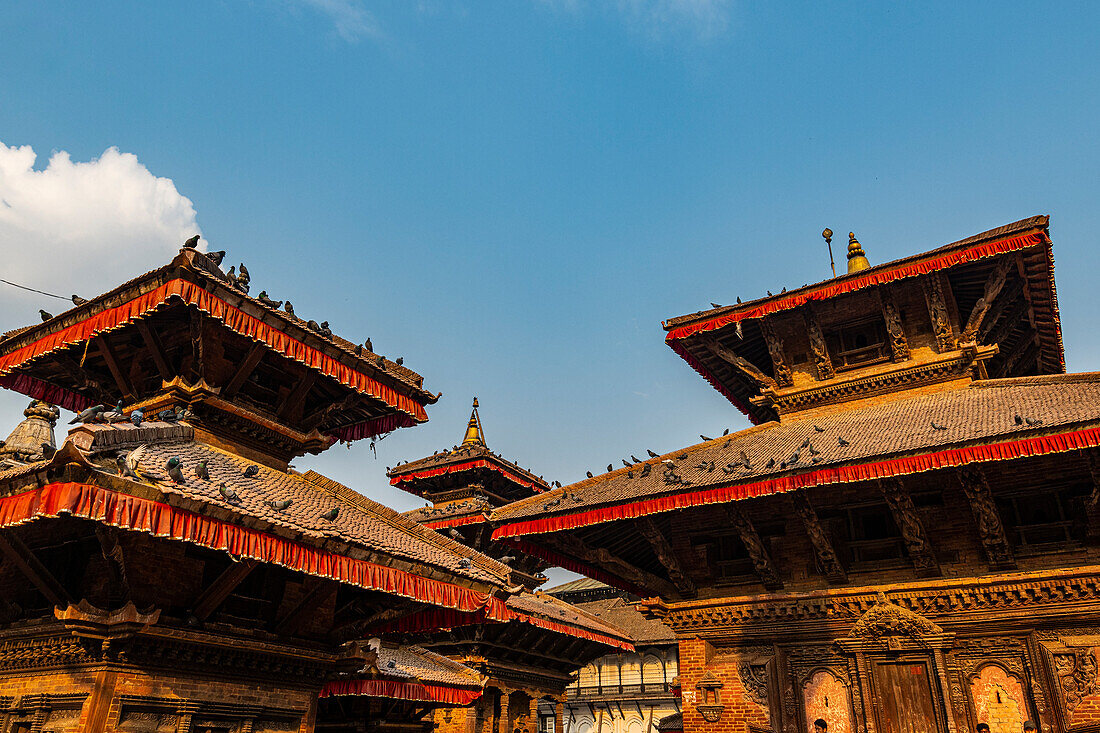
236,263,251,293
207,250,226,266
195,460,210,481
102,400,125,423
39,309,53,322
630,455,641,463
258,291,283,309
931,421,948,431
319,321,332,338
166,457,186,483
458,558,472,569
243,465,260,478
183,234,200,248
606,464,613,473
448,528,464,540
838,436,850,446
267,499,293,511
70,404,105,424
395,357,403,365
321,506,339,521
41,443,56,460
157,408,178,423
218,483,240,503
647,449,659,458
71,294,88,306
586,471,593,478
700,435,712,442
284,301,295,316
365,338,373,352
129,408,144,426
500,556,516,564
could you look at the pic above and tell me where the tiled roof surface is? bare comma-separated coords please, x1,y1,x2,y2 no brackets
389,442,548,490
68,421,510,585
569,597,676,644
376,645,486,687
494,374,1100,522
507,590,631,641
545,578,609,595
401,501,491,524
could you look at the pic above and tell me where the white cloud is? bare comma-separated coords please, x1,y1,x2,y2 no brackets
539,0,733,40
287,0,382,42
0,142,201,327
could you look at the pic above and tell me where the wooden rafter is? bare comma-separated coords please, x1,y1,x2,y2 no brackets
998,335,1040,377
961,257,1016,343
95,336,135,401
53,354,114,403
724,506,783,590
222,342,267,399
279,372,319,422
534,534,679,598
636,518,696,597
0,530,72,608
977,277,1024,342
135,318,172,383
879,478,940,577
188,307,206,382
956,466,1016,569
790,490,846,584
699,338,776,390
190,559,259,621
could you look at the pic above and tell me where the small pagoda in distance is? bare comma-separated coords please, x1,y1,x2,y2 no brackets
391,399,552,587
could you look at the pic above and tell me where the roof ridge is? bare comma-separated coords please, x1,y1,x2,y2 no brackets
970,371,1100,389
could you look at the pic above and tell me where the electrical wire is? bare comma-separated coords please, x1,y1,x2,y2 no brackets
0,277,69,300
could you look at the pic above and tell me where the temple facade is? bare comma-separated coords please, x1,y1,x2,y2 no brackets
0,246,631,733
491,217,1100,733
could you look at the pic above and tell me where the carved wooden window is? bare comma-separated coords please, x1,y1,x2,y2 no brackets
842,503,906,565
995,484,1089,550
825,318,889,371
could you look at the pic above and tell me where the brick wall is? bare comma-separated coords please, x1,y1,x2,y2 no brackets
677,638,769,733
968,665,1027,733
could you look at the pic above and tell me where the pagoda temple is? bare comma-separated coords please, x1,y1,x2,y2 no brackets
0,246,632,733
492,216,1100,733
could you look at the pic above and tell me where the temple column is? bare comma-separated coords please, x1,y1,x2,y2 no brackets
554,702,564,733
498,689,511,733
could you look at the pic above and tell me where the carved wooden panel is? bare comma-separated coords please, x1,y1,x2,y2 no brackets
922,274,955,352
760,318,794,387
802,310,835,381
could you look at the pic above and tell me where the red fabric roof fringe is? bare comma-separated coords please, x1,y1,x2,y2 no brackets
0,482,506,616
422,515,487,530
0,374,93,413
493,425,1100,538
664,231,1049,342
391,460,542,493
0,279,428,439
319,679,483,705
501,538,650,598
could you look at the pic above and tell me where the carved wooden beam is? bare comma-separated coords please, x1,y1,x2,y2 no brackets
222,342,267,400
190,559,259,621
135,319,172,383
188,308,207,383
94,526,132,601
956,466,1016,569
637,518,697,597
53,354,114,403
961,258,1016,343
725,506,783,590
534,534,679,598
998,335,1040,378
278,372,318,422
700,338,777,390
0,530,72,608
984,295,1028,350
802,309,834,381
95,336,135,401
790,490,846,583
878,290,910,362
879,478,940,577
272,577,338,636
759,319,793,387
1084,450,1100,544
922,273,955,352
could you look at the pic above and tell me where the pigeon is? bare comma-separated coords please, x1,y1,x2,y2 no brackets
257,291,283,309
376,356,386,370
700,435,712,442
553,481,562,488
70,404,106,424
647,449,659,458
586,471,593,478
676,453,688,460
71,294,88,306
931,421,948,431
627,471,634,478
1014,414,1024,425
711,302,722,309
354,344,363,356
722,428,729,436
122,444,148,479
812,456,822,464
395,357,403,366
448,528,464,540
500,555,516,564
736,297,742,304
157,408,178,423
814,424,825,432
789,452,800,463
782,287,787,293
386,659,397,669
319,321,333,338
284,301,295,316
320,506,339,521
809,445,821,456
195,460,210,481
243,465,260,478
183,234,200,248
207,250,226,266
267,499,293,511
226,266,238,288
640,464,651,477
166,457,186,483
766,458,776,469
40,442,56,460
458,558,472,569
39,309,53,322
740,451,750,467
800,437,811,449
307,319,321,332
129,408,144,426
365,338,373,352
236,263,250,293
767,291,773,297
606,464,613,473
631,455,642,463
1025,417,1044,426
178,406,195,422
218,483,240,503
838,437,850,447
622,459,632,468
102,400,125,423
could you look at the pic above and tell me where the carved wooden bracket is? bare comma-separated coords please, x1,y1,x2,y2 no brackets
791,490,847,584
961,258,1015,343
878,289,910,362
922,273,955,352
536,534,680,598
700,337,777,390
637,518,697,598
760,318,793,387
802,310,835,381
725,506,783,590
879,478,940,577
956,466,1016,569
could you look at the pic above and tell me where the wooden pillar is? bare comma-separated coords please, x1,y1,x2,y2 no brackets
176,702,201,733
528,697,539,733
554,702,564,733
77,671,118,733
498,689,511,733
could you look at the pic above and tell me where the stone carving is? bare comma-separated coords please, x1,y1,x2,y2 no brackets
880,292,910,362
1054,650,1099,712
847,592,943,640
803,310,835,380
760,319,794,387
696,671,725,723
727,506,783,590
879,477,940,576
738,663,771,707
791,490,846,583
922,273,955,352
956,466,1016,569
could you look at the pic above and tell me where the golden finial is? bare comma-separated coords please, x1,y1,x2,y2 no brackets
822,228,836,278
846,232,871,273
460,397,486,447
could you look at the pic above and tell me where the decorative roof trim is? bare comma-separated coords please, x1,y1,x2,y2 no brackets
391,458,544,494
319,679,484,704
492,424,1100,538
422,514,488,530
0,481,508,617
0,278,429,439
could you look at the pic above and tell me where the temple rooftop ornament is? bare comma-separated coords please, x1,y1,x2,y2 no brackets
847,231,871,273
460,397,486,447
0,399,59,468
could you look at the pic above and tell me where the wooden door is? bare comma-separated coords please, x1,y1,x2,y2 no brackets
871,658,944,733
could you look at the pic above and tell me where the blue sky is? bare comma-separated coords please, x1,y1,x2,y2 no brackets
2,1,1099,538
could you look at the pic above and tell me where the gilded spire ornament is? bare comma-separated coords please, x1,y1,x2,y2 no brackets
847,232,871,273
460,398,486,447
